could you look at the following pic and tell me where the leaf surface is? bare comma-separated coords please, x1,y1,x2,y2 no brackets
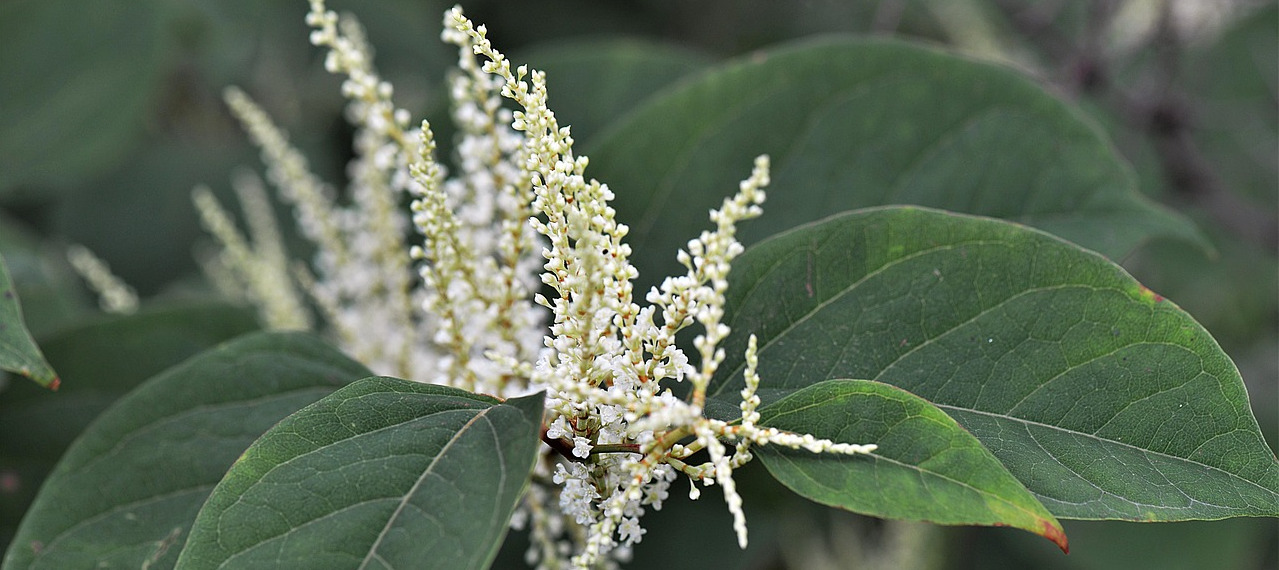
586,37,1205,294
0,256,56,389
176,378,544,570
754,379,1066,551
710,206,1278,521
1,332,370,569
0,302,258,555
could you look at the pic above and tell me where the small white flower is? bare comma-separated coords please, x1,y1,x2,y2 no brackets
618,516,645,546
545,416,570,440
571,436,593,458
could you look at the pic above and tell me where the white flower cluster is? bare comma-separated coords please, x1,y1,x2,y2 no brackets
449,10,876,567
195,1,545,395
198,3,878,568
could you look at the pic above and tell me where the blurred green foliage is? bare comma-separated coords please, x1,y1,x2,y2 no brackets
0,0,1274,568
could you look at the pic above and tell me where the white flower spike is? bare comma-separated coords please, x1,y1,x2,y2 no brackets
201,3,877,568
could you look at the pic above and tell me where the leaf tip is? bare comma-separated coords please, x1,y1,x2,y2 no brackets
48,375,61,391
1041,519,1069,553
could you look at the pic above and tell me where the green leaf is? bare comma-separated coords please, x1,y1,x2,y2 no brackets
754,379,1067,550
176,378,545,570
1,332,370,569
0,302,259,461
586,37,1206,293
0,256,56,389
519,38,712,145
0,302,259,556
709,206,1278,521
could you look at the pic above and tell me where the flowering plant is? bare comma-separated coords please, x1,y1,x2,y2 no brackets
1,2,1275,569
194,6,881,565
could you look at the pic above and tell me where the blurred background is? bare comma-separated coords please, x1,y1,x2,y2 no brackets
0,0,1274,568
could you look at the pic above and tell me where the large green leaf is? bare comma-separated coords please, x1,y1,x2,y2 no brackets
586,37,1205,293
0,256,56,390
709,206,1278,521
1,332,370,569
755,379,1066,551
0,302,258,556
0,302,259,461
176,378,544,570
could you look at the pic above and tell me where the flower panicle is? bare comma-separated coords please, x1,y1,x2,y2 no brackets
201,4,880,568
191,182,309,331
222,87,346,270
304,0,423,377
205,0,545,388
444,6,879,568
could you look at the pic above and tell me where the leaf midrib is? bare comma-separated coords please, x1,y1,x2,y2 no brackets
27,384,344,556
762,434,1049,526
937,405,1277,504
358,406,507,570
760,388,1057,527
778,449,1039,519
716,227,1276,505
208,402,499,569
